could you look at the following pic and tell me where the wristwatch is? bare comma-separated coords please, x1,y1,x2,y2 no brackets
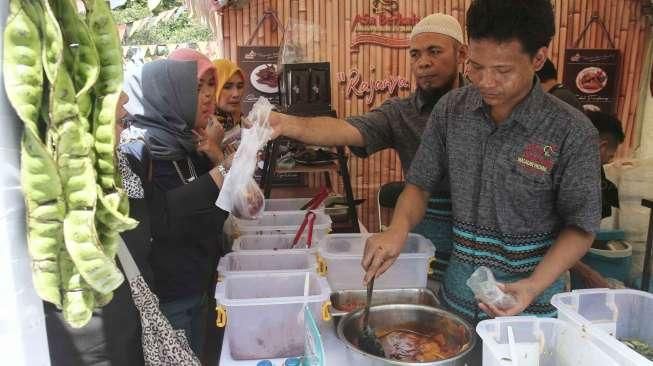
216,164,228,177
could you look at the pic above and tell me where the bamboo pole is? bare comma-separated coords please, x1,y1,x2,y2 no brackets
242,2,250,45
223,9,231,59
230,9,237,59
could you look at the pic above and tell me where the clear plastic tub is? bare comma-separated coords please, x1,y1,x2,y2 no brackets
264,198,325,212
552,289,653,365
215,272,331,360
216,251,317,279
231,211,332,239
232,233,317,253
477,316,620,366
317,233,435,291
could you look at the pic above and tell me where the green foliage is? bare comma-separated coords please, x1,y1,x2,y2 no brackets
111,0,214,45
112,0,148,24
126,16,213,45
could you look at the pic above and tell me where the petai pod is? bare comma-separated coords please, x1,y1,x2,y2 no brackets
60,249,94,328
3,0,44,137
63,210,124,294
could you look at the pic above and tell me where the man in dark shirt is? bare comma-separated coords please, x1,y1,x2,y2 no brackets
589,111,624,217
572,111,625,288
269,13,468,279
536,58,583,111
363,0,601,321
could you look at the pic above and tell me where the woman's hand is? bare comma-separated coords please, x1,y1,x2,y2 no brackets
194,118,225,165
223,142,238,156
205,115,226,143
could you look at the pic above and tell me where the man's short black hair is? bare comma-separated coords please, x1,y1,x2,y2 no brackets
466,0,555,56
537,59,557,82
587,111,625,146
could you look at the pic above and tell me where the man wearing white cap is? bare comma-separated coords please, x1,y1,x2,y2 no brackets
269,14,467,278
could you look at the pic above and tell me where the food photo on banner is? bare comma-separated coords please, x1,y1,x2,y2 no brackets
238,46,281,115
563,48,620,113
562,14,621,114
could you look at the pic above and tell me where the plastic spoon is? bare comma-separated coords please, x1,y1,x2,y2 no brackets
508,326,519,366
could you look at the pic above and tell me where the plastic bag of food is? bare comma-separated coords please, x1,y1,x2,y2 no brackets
215,97,273,219
466,266,517,310
231,178,264,219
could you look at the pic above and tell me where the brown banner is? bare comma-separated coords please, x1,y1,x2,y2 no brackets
237,46,280,115
562,48,620,114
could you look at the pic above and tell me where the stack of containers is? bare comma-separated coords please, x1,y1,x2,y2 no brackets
216,198,333,361
477,316,620,366
551,289,653,366
317,233,435,290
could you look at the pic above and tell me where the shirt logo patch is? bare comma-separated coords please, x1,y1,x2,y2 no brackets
517,143,557,174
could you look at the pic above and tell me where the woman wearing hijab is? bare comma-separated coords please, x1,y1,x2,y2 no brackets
119,54,230,357
213,59,246,131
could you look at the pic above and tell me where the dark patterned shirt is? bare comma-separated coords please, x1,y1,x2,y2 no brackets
408,78,601,321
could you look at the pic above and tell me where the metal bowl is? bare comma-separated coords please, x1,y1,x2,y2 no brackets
336,304,476,366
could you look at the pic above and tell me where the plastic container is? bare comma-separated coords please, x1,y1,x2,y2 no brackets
614,159,653,242
552,289,653,365
215,272,332,360
232,233,317,253
317,233,435,291
264,198,325,212
217,251,317,279
477,316,620,366
231,211,332,239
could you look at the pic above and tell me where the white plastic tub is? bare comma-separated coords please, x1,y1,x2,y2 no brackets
232,233,317,253
231,211,332,239
217,251,317,279
264,198,325,212
317,233,435,291
552,289,653,365
214,272,331,360
477,316,620,366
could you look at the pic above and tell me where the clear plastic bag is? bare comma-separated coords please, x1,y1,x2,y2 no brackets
466,266,517,310
215,97,273,219
278,18,326,65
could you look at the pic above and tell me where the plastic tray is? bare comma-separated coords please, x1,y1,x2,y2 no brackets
552,289,653,365
231,211,332,239
317,233,435,290
477,316,620,366
231,233,317,253
217,251,317,279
